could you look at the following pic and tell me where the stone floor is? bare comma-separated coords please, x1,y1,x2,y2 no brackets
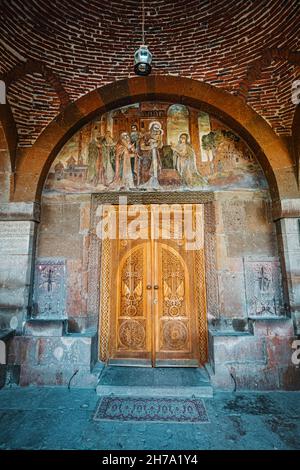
0,387,299,450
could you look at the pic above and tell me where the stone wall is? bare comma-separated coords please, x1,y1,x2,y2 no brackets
2,188,299,390
0,203,39,332
209,191,279,321
209,318,299,390
36,193,92,332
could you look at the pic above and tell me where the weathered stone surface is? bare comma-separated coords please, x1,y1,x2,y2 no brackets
266,335,296,368
67,316,89,333
7,332,98,387
277,217,300,331
0,309,24,333
7,336,36,366
249,317,294,337
66,259,85,316
37,233,82,258
211,364,280,390
79,201,91,234
8,333,97,367
210,332,267,365
0,220,37,331
226,232,276,258
0,221,35,255
19,364,98,388
39,203,64,233
24,320,65,337
278,365,300,390
218,272,247,318
0,202,40,222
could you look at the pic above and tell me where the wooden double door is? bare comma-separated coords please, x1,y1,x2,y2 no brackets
101,204,208,367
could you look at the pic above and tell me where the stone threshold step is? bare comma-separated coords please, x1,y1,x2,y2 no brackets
98,366,211,387
96,384,213,398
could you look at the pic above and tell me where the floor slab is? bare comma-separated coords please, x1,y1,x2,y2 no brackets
0,387,299,450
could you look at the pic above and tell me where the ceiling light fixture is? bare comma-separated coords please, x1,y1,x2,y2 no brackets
134,0,152,76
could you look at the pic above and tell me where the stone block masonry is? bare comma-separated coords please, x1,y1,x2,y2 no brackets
209,317,300,391
8,331,98,388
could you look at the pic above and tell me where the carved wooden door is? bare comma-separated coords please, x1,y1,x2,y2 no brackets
103,204,207,367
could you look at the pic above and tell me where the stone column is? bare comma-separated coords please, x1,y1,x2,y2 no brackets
276,216,300,334
0,202,40,333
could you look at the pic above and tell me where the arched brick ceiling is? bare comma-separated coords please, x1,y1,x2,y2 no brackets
0,0,299,147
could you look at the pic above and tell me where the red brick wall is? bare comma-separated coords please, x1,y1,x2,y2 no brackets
0,0,299,147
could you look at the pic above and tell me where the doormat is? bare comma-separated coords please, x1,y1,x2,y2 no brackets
93,396,209,423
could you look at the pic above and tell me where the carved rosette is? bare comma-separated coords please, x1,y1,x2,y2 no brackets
162,320,188,350
118,320,146,350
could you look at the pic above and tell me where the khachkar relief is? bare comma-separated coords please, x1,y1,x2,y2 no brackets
44,102,268,196
33,258,66,319
243,257,284,317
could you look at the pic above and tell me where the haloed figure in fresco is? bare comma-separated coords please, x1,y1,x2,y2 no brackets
140,121,163,189
173,133,206,188
130,124,142,185
112,132,136,190
45,102,268,194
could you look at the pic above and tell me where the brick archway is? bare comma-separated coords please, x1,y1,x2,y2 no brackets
292,104,300,185
0,104,17,203
13,76,298,204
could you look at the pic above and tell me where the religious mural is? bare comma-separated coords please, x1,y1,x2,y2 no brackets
44,102,268,194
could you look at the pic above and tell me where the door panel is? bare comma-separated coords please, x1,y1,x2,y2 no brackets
154,243,200,365
110,242,152,363
103,204,207,367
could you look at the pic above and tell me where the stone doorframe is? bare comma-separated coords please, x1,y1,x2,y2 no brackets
86,191,219,364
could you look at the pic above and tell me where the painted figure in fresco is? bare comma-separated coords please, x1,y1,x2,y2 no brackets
140,121,163,189
112,132,136,190
87,137,99,185
130,124,142,183
172,133,206,188
99,131,115,185
96,141,105,185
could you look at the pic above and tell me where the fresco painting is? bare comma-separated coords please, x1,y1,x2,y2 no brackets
44,102,268,194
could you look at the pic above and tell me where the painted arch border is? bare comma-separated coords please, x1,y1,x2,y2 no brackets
14,75,297,203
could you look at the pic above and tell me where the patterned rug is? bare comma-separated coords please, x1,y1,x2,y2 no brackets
93,396,209,423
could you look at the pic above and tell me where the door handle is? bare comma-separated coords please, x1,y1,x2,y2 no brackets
146,285,152,290
154,285,159,290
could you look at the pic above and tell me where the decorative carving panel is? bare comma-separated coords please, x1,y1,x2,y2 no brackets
120,249,144,318
118,319,146,350
159,247,189,352
162,248,185,318
204,202,219,318
243,257,284,317
117,245,148,353
33,258,66,319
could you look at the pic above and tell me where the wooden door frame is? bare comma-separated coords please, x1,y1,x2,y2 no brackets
90,192,217,366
